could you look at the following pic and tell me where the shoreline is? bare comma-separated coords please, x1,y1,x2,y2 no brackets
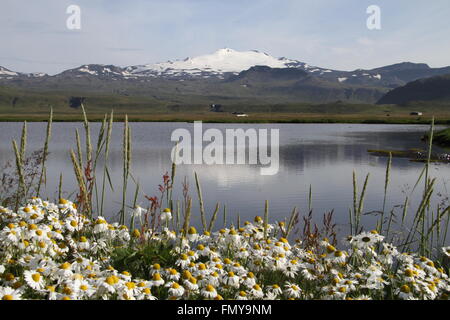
0,113,449,125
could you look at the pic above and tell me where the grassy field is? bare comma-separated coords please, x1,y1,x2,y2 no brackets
2,83,450,123
2,104,450,124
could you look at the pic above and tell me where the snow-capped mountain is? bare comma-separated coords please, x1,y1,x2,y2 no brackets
2,48,450,88
0,66,19,77
125,48,317,79
0,66,47,79
56,64,134,80
120,48,410,84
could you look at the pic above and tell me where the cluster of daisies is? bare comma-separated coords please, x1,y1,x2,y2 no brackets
0,197,449,300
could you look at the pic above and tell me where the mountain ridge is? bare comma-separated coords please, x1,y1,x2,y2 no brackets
1,48,449,105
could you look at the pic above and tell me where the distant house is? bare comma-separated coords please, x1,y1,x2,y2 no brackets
232,112,248,117
410,111,423,116
210,104,223,112
69,97,86,109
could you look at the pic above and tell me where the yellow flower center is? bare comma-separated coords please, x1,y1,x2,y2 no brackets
63,287,72,295
125,282,136,289
405,269,414,277
334,250,343,257
31,273,41,282
152,273,162,281
132,229,141,237
5,273,15,281
60,262,71,270
105,276,119,285
172,283,180,289
400,285,411,293
46,286,55,292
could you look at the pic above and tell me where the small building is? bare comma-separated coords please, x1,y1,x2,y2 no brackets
210,104,223,112
410,111,423,116
232,112,248,117
69,97,86,109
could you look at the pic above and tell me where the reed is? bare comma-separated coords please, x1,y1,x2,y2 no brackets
69,148,89,212
58,173,63,200
378,152,392,234
100,111,114,217
120,115,130,225
182,198,192,236
194,172,207,232
263,200,269,240
12,140,26,210
223,204,227,228
351,171,370,234
81,104,92,164
19,121,27,168
208,202,220,232
37,109,53,196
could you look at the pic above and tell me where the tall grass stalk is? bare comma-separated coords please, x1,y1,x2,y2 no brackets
308,184,312,212
100,111,114,217
37,109,53,196
81,104,92,164
285,207,298,238
75,129,84,171
70,149,89,213
263,200,269,240
58,173,63,200
120,115,130,225
19,121,27,168
194,172,207,232
130,182,140,231
169,142,178,207
208,203,220,232
182,198,192,236
352,172,370,234
379,153,392,234
223,204,227,228
12,140,26,211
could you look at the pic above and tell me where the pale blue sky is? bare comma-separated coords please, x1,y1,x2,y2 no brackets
1,0,449,74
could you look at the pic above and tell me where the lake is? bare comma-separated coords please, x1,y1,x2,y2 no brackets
1,122,449,239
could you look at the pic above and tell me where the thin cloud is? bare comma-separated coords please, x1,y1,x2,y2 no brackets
0,0,449,74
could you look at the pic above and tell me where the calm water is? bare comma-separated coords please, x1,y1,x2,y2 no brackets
1,122,449,238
